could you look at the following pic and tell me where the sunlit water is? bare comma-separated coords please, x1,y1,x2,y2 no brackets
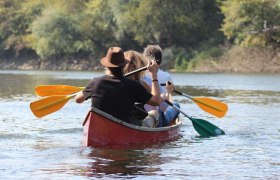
0,70,279,179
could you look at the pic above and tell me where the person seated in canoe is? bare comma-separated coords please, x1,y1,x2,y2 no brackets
122,50,157,126
74,47,163,127
142,45,181,127
123,50,180,127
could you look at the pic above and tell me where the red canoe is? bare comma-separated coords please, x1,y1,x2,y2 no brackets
82,107,182,147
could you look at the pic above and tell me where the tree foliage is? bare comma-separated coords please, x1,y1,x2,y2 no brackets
31,8,81,57
0,0,279,65
0,0,42,55
120,0,222,49
220,0,280,47
81,0,117,53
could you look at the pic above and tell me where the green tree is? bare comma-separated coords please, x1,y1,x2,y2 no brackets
29,0,92,57
220,0,280,46
81,0,118,54
31,7,83,57
0,0,227,70
0,0,47,56
119,0,223,49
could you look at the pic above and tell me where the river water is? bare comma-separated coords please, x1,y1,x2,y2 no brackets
0,70,279,179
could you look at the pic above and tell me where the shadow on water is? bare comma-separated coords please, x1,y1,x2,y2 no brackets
83,148,163,178
77,135,191,178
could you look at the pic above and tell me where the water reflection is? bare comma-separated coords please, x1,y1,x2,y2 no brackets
1,70,279,179
84,148,164,178
0,73,89,98
176,86,280,105
176,86,226,97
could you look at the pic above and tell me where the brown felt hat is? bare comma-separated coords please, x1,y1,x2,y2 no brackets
100,47,130,67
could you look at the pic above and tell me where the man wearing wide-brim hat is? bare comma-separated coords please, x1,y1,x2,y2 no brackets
75,47,163,126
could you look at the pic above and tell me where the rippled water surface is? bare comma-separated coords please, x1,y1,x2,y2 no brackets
0,70,279,179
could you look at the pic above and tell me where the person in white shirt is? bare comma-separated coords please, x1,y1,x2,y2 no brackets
142,45,180,127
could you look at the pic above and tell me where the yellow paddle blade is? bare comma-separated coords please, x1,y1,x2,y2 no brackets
192,97,228,118
30,95,75,118
35,85,84,96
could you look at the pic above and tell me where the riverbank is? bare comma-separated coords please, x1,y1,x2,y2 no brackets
186,46,280,73
0,55,102,71
0,46,279,73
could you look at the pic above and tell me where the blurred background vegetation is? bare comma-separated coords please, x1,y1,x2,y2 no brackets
0,0,279,71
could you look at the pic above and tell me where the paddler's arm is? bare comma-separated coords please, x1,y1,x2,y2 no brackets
146,60,163,106
75,80,93,103
75,91,85,103
159,81,174,111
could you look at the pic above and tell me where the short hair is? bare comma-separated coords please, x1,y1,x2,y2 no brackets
143,45,162,65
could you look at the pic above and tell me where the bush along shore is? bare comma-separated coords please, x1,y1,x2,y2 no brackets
0,55,103,71
173,46,280,73
0,46,279,73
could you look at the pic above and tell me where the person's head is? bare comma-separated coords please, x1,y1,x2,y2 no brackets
124,50,148,81
100,47,130,77
143,45,162,65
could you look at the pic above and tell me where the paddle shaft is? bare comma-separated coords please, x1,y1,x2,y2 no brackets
65,66,148,98
164,100,190,118
161,83,218,110
160,83,192,99
164,100,225,137
125,66,147,77
177,90,224,111
160,82,228,118
161,82,218,101
31,66,149,118
35,70,227,118
161,83,199,102
160,82,191,97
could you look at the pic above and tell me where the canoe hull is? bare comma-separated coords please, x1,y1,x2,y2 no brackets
83,108,182,147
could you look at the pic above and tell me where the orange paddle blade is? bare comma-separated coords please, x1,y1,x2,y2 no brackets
35,85,84,96
30,95,75,118
192,97,228,118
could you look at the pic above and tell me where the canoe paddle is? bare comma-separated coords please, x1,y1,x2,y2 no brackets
30,66,148,118
35,83,228,118
35,85,84,96
34,66,148,96
164,100,225,137
160,82,228,118
30,94,76,118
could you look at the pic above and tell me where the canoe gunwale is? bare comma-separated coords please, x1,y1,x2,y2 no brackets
83,107,182,132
